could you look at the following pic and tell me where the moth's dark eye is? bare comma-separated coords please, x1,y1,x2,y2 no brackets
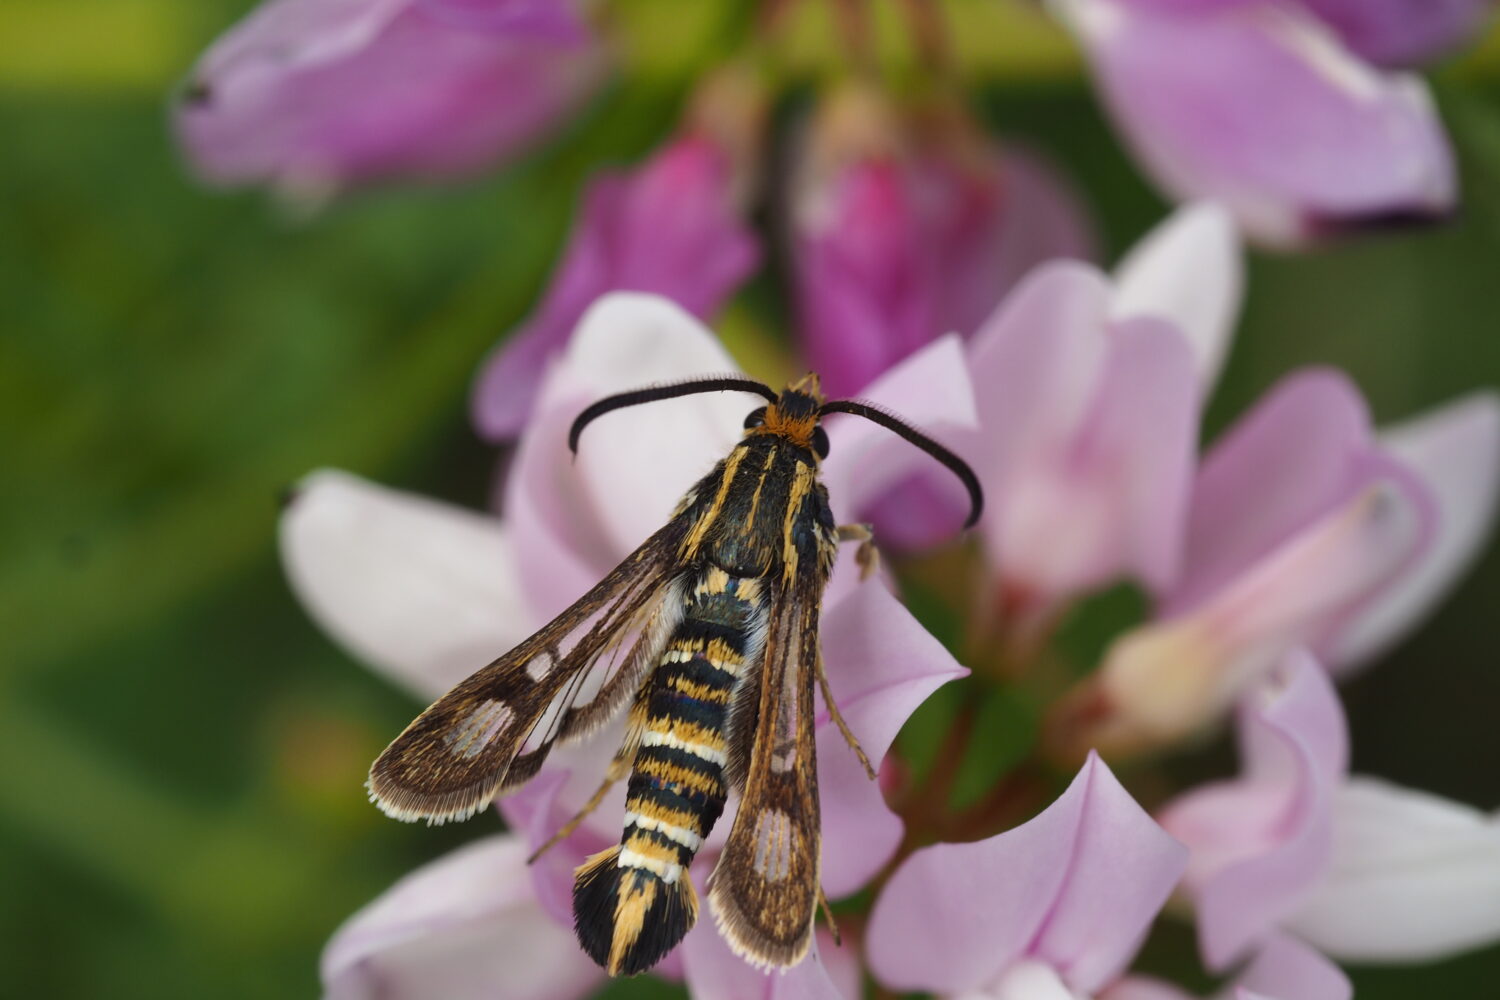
812,425,830,460
743,406,767,429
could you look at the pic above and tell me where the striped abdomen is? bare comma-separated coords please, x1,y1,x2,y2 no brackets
573,566,763,975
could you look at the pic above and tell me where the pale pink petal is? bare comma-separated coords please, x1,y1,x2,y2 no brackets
1111,201,1242,389
969,238,1206,606
978,307,1199,602
1054,0,1455,244
1169,370,1376,615
322,835,602,1000
558,293,753,555
1233,933,1351,1000
501,382,617,621
1159,653,1345,969
681,923,855,1000
816,578,969,896
1327,392,1500,668
1285,777,1500,962
867,753,1186,995
992,959,1091,1000
821,333,979,526
1100,476,1427,747
279,469,532,698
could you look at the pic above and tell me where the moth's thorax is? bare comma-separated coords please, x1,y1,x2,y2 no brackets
677,434,837,583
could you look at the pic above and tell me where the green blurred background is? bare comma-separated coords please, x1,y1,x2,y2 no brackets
3,1,1499,997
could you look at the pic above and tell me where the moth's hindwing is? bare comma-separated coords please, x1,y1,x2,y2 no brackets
367,520,689,825
708,566,827,969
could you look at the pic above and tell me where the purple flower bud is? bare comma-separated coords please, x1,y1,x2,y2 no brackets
175,0,606,192
789,86,1094,401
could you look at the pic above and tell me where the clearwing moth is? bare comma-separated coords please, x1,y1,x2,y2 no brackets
367,372,983,975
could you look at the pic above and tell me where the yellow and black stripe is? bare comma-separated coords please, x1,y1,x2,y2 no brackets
573,565,766,975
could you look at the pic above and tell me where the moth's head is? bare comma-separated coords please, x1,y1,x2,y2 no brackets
569,370,982,530
743,373,829,459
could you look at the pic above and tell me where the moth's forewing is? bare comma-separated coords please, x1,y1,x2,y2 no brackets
367,521,689,825
709,576,826,969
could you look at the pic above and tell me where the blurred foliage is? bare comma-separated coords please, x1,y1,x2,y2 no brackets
3,1,1500,998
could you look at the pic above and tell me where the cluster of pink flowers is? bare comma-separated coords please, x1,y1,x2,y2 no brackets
170,0,1500,997
282,209,1499,1000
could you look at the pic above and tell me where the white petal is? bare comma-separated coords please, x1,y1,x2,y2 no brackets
1328,393,1500,668
1286,777,1500,962
558,292,747,556
1111,202,1243,390
322,835,600,1000
280,470,532,698
994,960,1092,1000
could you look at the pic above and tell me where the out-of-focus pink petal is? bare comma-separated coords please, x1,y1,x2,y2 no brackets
1054,0,1455,244
279,470,531,698
1170,370,1379,615
176,0,604,191
1327,392,1500,669
1110,201,1242,388
1234,933,1352,1000
788,84,1094,401
1100,475,1426,748
1159,652,1346,969
971,260,1200,604
681,923,855,999
1298,0,1495,67
983,145,1099,313
473,135,759,438
1285,777,1500,962
415,0,589,40
816,578,969,895
868,752,1185,995
322,835,602,1000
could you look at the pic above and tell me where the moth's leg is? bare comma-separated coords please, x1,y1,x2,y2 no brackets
816,654,877,781
526,753,632,864
818,886,841,946
528,698,649,864
836,522,880,580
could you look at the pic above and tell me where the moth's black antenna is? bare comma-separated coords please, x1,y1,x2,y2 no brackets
570,375,779,454
819,399,984,528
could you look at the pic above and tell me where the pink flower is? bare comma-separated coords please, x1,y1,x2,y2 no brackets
867,752,1188,998
175,0,606,193
1091,377,1500,750
282,293,976,996
788,85,1094,400
1160,649,1500,972
472,95,762,438
963,202,1241,618
1104,933,1350,1000
1050,0,1457,244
